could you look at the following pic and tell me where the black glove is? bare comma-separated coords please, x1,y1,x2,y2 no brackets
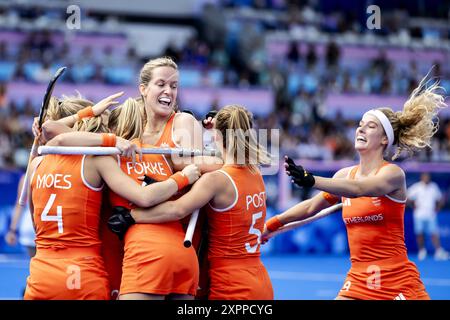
143,175,157,186
107,206,136,240
284,156,315,188
202,110,217,128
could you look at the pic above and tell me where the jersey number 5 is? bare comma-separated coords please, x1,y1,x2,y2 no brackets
41,193,64,234
245,211,263,253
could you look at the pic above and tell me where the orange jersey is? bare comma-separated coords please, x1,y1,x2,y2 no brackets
206,165,273,300
153,112,207,298
30,155,103,250
108,145,173,209
152,111,204,242
338,163,429,300
155,111,178,148
207,165,267,259
110,140,199,296
342,164,408,262
26,155,109,300
103,140,175,299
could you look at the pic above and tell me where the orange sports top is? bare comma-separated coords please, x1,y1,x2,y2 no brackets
155,112,177,148
30,155,103,250
206,165,267,259
341,163,408,263
108,140,174,208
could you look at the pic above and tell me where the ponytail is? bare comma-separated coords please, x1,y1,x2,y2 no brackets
109,97,145,140
215,105,271,172
73,110,110,134
378,75,447,160
46,94,92,121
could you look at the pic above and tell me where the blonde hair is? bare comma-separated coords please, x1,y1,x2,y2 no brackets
215,105,271,173
139,56,178,87
48,93,109,134
139,56,179,112
73,111,110,134
47,94,91,121
109,97,145,140
378,76,447,160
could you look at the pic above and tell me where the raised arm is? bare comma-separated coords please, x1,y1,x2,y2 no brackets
279,168,349,224
40,92,123,142
262,168,348,242
313,165,405,198
131,171,221,224
285,157,405,198
92,155,200,208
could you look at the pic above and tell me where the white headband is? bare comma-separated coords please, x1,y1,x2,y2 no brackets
363,109,394,148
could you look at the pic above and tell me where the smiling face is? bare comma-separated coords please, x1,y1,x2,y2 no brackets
355,114,389,152
139,66,179,118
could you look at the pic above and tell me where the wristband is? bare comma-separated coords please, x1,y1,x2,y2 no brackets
265,216,283,232
322,192,339,205
102,133,116,147
77,106,95,119
170,172,190,191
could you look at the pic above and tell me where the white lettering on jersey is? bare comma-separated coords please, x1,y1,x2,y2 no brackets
36,174,72,189
246,192,266,210
343,213,384,225
126,161,167,176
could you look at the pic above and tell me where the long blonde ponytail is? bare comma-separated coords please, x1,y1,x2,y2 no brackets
215,105,271,172
109,97,145,140
379,75,447,160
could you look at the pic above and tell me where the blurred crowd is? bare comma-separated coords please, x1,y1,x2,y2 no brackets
1,1,450,168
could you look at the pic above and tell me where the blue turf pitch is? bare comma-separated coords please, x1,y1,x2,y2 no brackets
1,253,449,300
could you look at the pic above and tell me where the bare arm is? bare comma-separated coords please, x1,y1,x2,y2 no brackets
171,113,223,172
46,131,105,147
93,155,181,208
261,168,347,242
46,132,141,160
131,172,220,223
277,168,349,224
27,157,42,231
277,193,336,226
10,175,26,230
5,175,26,245
175,112,203,150
313,165,405,198
41,120,73,143
172,155,223,173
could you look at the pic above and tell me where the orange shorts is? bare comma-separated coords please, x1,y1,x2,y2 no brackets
208,257,274,300
24,247,109,300
120,224,199,296
338,254,429,300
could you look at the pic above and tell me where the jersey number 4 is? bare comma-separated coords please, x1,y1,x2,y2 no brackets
245,211,263,253
41,193,64,234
